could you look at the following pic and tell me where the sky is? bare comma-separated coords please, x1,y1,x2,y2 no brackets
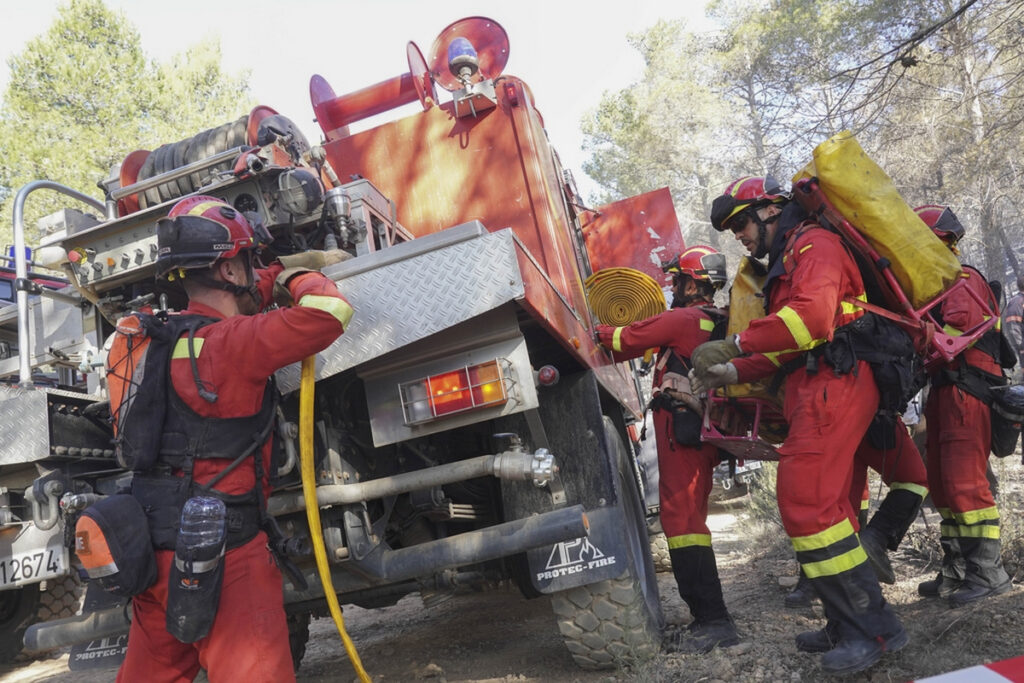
1,0,713,200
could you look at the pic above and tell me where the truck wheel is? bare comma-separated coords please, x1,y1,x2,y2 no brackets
287,612,311,671
36,572,85,621
550,419,663,670
648,531,674,574
0,585,41,663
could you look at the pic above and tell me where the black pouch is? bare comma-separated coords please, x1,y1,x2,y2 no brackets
989,385,1023,458
75,495,157,598
990,411,1020,458
672,407,703,447
166,550,225,643
131,472,189,550
866,413,899,451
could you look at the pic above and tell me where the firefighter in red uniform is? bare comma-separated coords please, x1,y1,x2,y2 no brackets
914,204,1012,606
117,196,353,683
594,246,738,654
788,430,930,605
692,177,907,675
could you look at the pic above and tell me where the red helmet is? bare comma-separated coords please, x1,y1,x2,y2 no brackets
662,245,727,289
914,204,965,246
710,176,789,232
156,196,270,278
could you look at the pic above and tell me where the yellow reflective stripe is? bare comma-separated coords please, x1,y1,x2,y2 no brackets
183,200,226,217
955,524,1000,539
799,244,813,255
890,482,928,498
298,294,354,330
667,533,712,549
942,324,963,337
791,518,856,552
612,327,625,352
860,498,870,511
171,338,204,359
777,306,813,349
937,507,954,521
802,545,868,578
699,318,715,332
763,351,783,367
841,294,868,316
953,506,999,525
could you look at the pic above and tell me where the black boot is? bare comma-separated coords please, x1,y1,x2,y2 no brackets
669,545,731,623
918,526,965,598
821,622,908,675
861,487,925,585
666,545,740,653
948,535,1011,607
664,618,740,654
808,559,907,675
785,569,818,608
796,620,839,653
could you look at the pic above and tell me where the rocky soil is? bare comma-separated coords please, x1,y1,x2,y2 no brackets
5,460,1024,683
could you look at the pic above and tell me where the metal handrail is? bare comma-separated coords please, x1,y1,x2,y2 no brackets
11,181,105,388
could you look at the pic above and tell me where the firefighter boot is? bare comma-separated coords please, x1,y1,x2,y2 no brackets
811,560,907,675
918,534,965,598
948,535,1011,607
795,620,840,653
665,546,739,653
784,569,818,608
861,487,925,585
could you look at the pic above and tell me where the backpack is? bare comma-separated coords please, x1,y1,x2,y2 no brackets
106,312,214,471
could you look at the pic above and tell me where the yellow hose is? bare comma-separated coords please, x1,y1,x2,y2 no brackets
584,267,667,326
299,357,371,683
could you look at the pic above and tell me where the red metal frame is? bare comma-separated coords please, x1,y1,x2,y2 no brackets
700,394,785,462
792,177,997,371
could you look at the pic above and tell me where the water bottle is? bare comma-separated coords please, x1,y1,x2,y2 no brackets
177,496,227,566
166,496,227,642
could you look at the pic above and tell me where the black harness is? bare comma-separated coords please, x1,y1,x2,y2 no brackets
127,314,278,552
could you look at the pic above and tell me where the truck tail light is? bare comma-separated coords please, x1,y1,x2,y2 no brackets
400,358,514,425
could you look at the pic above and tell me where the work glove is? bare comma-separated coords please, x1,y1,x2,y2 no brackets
688,363,738,395
594,325,616,350
278,249,352,271
272,267,315,307
691,335,742,376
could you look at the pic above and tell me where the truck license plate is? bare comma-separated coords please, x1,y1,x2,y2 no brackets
0,524,68,589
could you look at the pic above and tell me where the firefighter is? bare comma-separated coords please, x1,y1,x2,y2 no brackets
117,196,353,683
914,204,1012,606
691,177,907,675
788,424,930,606
594,246,739,654
1002,274,1024,377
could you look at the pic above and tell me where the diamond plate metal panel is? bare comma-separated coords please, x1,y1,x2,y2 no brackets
276,229,525,393
0,386,53,466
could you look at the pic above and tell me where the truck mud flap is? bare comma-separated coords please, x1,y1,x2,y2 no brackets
525,505,631,593
24,581,129,668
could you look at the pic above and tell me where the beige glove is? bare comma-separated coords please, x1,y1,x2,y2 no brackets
691,335,742,376
688,363,738,395
659,371,703,413
272,267,315,307
278,249,352,271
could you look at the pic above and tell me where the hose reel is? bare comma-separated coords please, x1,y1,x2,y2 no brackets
584,267,666,326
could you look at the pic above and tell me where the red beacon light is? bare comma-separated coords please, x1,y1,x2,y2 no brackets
536,365,559,386
400,358,515,425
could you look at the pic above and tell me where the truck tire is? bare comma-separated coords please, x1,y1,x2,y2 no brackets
36,572,85,622
648,531,673,574
287,612,311,671
0,585,40,663
550,419,663,670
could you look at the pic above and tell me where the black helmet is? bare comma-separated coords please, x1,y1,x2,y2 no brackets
156,195,270,279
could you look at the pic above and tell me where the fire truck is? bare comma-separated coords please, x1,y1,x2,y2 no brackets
0,17,687,671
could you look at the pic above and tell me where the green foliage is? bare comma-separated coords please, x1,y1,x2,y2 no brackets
579,0,1024,282
0,0,253,247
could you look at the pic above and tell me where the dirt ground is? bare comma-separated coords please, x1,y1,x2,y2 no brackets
4,461,1024,683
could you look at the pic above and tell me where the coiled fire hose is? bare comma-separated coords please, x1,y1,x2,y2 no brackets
584,267,667,326
299,357,371,683
585,268,666,364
